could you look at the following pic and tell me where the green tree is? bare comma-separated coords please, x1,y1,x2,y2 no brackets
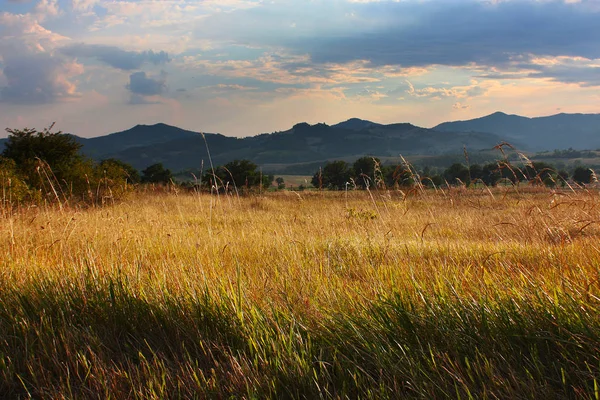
469,164,483,182
383,164,414,188
311,161,351,190
573,167,594,185
523,162,555,185
141,163,173,184
2,125,90,190
557,170,569,187
481,163,502,186
2,125,95,199
0,157,32,203
93,159,140,202
352,156,381,189
203,159,270,191
444,163,471,186
420,166,442,188
98,159,140,184
275,177,285,190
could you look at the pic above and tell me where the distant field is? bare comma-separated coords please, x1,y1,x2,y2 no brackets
273,174,312,188
2,188,600,398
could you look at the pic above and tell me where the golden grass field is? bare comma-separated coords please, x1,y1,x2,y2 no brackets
2,187,600,398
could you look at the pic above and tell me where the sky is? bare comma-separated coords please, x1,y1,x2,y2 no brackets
1,0,600,138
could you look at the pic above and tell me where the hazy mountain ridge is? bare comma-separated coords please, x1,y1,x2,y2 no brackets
434,112,600,151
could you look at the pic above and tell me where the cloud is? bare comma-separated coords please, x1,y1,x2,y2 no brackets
0,12,68,51
195,0,600,86
486,55,600,87
34,0,60,19
300,2,600,67
126,71,167,96
453,102,470,110
0,10,81,104
1,52,82,104
60,43,170,70
71,0,100,12
129,94,161,105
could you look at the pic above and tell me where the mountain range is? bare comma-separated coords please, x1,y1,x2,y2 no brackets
1,112,598,173
434,112,600,150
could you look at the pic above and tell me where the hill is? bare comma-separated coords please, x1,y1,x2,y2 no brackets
4,111,598,173
434,112,600,151
67,121,506,172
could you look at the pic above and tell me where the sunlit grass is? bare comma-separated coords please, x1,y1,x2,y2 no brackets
1,188,600,398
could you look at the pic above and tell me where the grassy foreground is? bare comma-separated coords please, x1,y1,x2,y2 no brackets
1,188,600,398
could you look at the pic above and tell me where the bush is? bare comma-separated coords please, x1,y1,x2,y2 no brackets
0,157,33,204
94,159,140,203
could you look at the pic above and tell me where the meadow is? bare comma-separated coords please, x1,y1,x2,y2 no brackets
1,187,600,399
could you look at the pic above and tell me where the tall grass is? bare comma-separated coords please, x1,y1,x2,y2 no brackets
1,189,600,398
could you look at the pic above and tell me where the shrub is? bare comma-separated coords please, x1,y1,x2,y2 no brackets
0,157,33,204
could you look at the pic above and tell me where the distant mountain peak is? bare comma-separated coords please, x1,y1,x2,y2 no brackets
332,118,382,130
344,117,372,123
434,111,600,151
133,122,173,129
292,122,312,130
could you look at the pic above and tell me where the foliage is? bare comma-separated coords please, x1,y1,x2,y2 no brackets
480,163,502,186
311,160,351,190
523,161,555,185
98,158,140,184
383,164,415,188
443,163,471,186
0,157,32,203
536,148,596,159
573,166,595,185
141,163,173,184
2,126,93,195
352,156,381,189
203,159,271,192
93,159,140,202
275,177,285,190
2,126,141,205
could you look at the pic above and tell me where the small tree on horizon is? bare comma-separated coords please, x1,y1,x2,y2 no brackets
352,156,381,189
202,159,271,192
311,161,351,190
141,163,173,184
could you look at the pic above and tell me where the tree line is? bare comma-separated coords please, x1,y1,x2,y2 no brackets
0,127,274,205
311,157,596,190
1,127,597,206
0,127,175,204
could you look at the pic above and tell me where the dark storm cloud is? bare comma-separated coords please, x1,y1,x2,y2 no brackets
61,43,170,70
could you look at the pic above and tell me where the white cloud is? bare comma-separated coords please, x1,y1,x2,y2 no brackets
34,0,60,20
0,10,81,104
